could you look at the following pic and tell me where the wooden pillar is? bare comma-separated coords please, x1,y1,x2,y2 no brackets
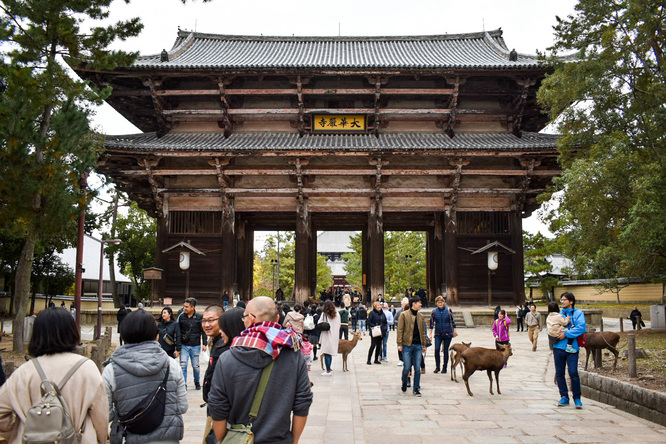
220,200,236,301
361,229,369,300
236,218,253,301
428,213,444,300
309,230,318,300
294,204,312,303
444,209,458,305
368,203,384,302
510,211,525,305
155,215,168,302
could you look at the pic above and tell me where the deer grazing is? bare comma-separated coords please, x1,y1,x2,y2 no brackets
460,344,513,396
449,341,471,383
584,331,620,370
321,331,362,372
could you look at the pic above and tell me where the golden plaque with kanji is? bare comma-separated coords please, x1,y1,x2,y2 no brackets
311,114,366,132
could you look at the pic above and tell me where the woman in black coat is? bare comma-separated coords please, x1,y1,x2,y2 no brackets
158,306,181,358
367,300,388,365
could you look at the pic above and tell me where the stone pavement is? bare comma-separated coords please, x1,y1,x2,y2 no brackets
176,324,666,444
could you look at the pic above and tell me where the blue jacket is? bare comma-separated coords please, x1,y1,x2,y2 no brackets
553,307,586,352
429,306,456,338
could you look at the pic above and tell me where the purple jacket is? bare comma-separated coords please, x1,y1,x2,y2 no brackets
492,317,511,342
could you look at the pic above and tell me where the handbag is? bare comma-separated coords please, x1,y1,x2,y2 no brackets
222,361,275,444
315,314,330,331
163,333,175,346
371,325,382,337
118,363,169,435
425,336,432,348
577,333,587,348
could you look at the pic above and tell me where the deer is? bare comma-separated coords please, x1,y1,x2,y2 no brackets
460,343,512,397
583,331,620,370
321,331,362,372
449,341,471,383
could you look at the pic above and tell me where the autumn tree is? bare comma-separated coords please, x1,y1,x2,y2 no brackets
537,0,666,284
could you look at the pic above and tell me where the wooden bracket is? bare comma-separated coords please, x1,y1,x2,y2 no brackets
217,77,234,138
142,78,169,137
137,158,164,216
511,78,536,137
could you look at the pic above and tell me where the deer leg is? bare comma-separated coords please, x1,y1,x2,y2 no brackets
609,347,619,370
487,369,494,395
450,352,456,382
495,370,501,395
585,349,591,370
463,369,475,396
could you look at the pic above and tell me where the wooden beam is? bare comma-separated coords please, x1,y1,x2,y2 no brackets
116,167,561,177
113,87,456,97
161,108,508,116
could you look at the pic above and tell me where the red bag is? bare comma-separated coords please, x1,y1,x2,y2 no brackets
577,333,587,348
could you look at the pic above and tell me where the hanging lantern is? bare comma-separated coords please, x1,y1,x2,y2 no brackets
179,251,191,270
487,250,499,271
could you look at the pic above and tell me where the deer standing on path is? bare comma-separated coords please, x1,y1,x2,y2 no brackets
321,331,362,372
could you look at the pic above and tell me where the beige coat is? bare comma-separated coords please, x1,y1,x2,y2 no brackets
0,352,109,444
283,311,305,334
318,312,341,356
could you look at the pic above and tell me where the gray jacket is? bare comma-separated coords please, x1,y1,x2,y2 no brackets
208,345,313,443
102,341,188,444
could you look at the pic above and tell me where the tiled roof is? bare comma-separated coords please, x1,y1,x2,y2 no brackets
104,131,559,152
132,29,544,70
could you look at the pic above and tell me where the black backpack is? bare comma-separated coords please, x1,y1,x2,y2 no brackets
117,363,169,436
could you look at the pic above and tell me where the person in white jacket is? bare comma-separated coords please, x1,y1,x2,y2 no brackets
381,303,394,361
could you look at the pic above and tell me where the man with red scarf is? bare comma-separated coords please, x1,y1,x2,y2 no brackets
208,297,313,443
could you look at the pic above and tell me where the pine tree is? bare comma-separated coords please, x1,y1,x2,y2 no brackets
0,0,141,351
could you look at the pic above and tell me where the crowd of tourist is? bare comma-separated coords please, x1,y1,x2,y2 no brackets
0,288,589,443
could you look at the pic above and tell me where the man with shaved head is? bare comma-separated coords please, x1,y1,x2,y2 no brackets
208,297,313,443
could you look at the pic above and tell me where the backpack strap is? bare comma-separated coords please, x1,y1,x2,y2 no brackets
248,360,275,423
57,358,89,391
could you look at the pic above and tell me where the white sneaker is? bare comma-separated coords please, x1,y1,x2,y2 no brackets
321,371,332,376
397,361,403,366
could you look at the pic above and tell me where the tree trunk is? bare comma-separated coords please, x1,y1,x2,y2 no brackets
109,191,120,307
13,228,38,353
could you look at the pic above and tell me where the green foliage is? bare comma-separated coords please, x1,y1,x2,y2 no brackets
254,232,294,297
0,0,141,348
31,251,74,297
523,231,561,300
343,231,426,298
341,233,363,290
105,202,156,301
253,232,333,298
538,0,666,281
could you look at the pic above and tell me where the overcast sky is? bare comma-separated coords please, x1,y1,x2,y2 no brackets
88,0,579,238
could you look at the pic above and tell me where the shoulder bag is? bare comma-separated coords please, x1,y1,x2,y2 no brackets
118,363,169,435
572,308,587,347
222,361,275,444
315,314,330,331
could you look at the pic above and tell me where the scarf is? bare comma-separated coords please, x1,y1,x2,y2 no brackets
232,321,301,359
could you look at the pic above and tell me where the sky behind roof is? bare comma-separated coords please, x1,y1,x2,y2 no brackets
88,0,578,238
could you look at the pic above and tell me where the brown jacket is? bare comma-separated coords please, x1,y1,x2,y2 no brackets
0,352,108,444
396,310,427,347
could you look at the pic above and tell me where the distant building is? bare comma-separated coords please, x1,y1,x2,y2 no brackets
60,234,135,306
317,231,356,288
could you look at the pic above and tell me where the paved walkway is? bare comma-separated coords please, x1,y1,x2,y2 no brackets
176,323,665,444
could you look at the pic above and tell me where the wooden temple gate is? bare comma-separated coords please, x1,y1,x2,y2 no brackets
77,29,561,306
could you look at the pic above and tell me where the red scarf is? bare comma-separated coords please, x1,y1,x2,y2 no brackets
232,321,301,359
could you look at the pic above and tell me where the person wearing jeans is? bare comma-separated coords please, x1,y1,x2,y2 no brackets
553,292,586,408
178,297,207,389
396,296,427,397
429,295,457,373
